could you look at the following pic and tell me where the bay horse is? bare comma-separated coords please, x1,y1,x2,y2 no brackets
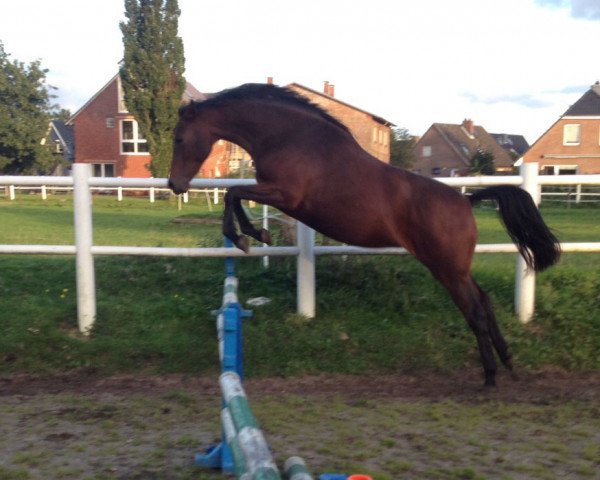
168,83,560,387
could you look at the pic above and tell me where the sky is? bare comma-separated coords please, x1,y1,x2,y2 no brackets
1,0,599,144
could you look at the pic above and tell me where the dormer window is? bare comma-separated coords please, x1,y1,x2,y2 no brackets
563,124,581,145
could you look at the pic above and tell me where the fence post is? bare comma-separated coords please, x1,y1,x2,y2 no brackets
72,163,96,334
514,162,538,323
297,222,315,318
262,204,270,269
9,185,15,200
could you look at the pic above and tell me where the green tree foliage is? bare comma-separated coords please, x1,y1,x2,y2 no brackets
0,42,56,174
389,127,416,170
120,0,186,177
470,148,495,175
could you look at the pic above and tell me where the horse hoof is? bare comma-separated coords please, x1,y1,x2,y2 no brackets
260,229,272,245
236,235,250,254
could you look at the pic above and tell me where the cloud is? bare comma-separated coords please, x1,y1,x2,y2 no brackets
535,0,600,19
572,0,600,19
461,92,552,109
548,84,590,94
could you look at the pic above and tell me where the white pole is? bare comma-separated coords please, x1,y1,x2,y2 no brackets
149,187,155,203
213,188,219,205
297,222,315,318
117,186,123,201
72,163,96,334
262,204,269,269
41,185,47,200
9,185,15,200
514,162,538,323
576,184,582,204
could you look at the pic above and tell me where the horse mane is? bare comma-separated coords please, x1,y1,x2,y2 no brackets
182,83,351,134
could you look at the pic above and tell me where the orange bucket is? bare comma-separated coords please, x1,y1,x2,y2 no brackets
348,476,373,480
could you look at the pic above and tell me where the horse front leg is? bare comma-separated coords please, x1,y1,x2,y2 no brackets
223,191,249,252
223,184,290,253
232,199,272,245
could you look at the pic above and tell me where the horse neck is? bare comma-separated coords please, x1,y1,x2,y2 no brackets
204,100,325,157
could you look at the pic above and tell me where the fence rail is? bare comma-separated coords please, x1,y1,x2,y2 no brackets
1,163,600,333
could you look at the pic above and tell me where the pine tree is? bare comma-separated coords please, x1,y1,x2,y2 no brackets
469,149,496,176
120,0,186,177
0,42,56,174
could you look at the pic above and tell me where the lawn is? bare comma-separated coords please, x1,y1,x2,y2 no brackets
0,193,599,376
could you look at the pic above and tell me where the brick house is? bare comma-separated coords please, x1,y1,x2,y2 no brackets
522,82,600,174
67,74,204,177
412,119,516,177
286,81,394,162
42,120,75,175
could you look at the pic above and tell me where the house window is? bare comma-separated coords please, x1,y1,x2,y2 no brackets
431,167,441,176
106,117,115,128
422,146,432,157
541,165,578,175
563,124,581,145
121,120,149,154
372,127,378,143
93,163,116,177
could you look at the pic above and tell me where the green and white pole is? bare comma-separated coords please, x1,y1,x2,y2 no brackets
284,456,314,480
220,372,281,480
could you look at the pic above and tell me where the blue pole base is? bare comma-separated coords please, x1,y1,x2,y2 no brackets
194,442,234,474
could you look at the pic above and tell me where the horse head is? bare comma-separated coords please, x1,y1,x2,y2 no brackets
168,102,214,194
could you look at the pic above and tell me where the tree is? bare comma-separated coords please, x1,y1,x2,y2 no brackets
120,0,186,177
389,127,416,170
0,42,56,174
470,148,495,175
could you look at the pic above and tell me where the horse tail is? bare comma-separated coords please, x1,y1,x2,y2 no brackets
469,185,560,272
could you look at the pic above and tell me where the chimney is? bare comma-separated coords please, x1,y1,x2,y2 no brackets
323,81,335,97
267,76,274,85
462,118,475,135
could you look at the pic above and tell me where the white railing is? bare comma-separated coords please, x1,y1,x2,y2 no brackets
1,163,600,333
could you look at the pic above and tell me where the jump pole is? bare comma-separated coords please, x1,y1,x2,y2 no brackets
195,238,281,479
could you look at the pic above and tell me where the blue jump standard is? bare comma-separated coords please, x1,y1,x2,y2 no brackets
195,238,253,474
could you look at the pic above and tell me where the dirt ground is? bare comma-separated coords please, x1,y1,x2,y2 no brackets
3,367,600,401
1,369,600,479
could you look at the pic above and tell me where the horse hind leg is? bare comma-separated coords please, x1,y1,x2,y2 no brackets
437,273,499,387
476,282,518,378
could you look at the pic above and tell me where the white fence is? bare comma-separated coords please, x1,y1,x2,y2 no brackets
1,163,600,333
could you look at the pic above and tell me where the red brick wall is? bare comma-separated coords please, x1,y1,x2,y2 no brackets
72,77,153,177
524,118,600,174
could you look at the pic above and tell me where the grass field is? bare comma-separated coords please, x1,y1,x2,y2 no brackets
1,193,600,480
0,193,599,377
